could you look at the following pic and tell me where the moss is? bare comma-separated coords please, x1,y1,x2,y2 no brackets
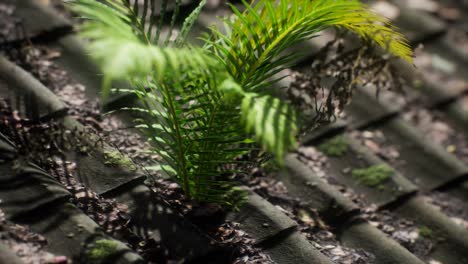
351,164,394,187
413,79,423,89
419,226,433,238
103,150,137,171
318,136,349,157
86,239,120,262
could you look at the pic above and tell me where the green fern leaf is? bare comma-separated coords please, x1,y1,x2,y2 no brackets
208,0,413,92
176,0,207,47
241,93,297,163
68,0,214,98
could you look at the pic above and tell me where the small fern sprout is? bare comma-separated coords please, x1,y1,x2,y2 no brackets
68,0,412,207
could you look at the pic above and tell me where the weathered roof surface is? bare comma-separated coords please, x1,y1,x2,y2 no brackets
1,0,468,263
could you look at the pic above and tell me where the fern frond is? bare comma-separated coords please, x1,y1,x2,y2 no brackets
241,93,298,164
133,72,248,206
175,0,207,47
113,62,246,204
69,0,412,208
68,0,214,97
114,0,206,46
99,0,182,45
208,0,413,92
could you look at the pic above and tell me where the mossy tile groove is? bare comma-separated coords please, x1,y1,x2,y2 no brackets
379,117,468,190
75,151,145,196
340,77,468,189
82,238,143,264
277,156,424,264
61,116,146,196
323,136,418,208
351,164,394,187
19,202,143,263
317,136,349,157
394,196,468,264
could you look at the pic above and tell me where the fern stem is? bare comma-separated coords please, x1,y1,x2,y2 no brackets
195,100,220,197
160,82,191,198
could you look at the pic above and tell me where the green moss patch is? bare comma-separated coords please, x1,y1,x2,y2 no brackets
419,226,433,238
351,164,394,187
104,150,137,171
86,239,120,262
318,136,349,157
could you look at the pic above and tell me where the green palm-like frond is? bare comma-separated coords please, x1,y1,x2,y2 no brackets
241,93,297,164
176,0,207,47
69,0,412,207
208,0,412,92
127,70,248,207
77,0,205,46
69,0,213,97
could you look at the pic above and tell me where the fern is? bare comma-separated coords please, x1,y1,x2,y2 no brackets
68,0,412,207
